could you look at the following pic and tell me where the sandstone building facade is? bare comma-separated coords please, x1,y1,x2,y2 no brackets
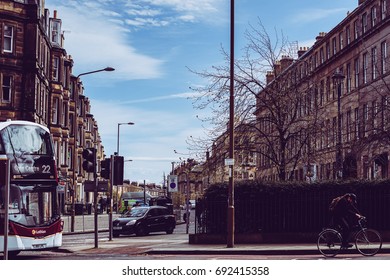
0,0,105,213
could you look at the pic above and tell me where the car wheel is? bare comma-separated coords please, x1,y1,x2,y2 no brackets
166,227,174,234
113,232,120,237
135,225,148,236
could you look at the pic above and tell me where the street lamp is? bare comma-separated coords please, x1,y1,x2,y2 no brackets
76,66,115,79
227,0,235,248
70,67,115,233
332,69,345,180
117,122,134,155
115,122,134,213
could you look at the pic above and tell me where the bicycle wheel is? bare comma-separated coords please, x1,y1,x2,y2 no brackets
355,229,382,256
317,229,342,257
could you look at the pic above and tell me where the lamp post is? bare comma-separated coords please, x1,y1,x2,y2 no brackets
115,122,134,213
70,67,115,233
332,69,345,180
117,122,134,155
227,0,235,248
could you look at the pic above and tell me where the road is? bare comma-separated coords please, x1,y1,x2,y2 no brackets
5,210,390,260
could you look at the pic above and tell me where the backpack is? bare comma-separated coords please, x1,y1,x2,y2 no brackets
329,196,342,213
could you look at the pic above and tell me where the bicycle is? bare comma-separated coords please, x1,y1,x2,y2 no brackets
317,216,382,257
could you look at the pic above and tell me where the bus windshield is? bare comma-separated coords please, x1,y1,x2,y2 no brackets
1,124,51,155
0,124,57,183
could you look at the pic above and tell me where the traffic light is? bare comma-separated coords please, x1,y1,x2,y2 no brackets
113,156,124,185
100,158,111,179
82,148,96,173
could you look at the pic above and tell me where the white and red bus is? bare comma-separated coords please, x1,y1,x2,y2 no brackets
0,120,62,257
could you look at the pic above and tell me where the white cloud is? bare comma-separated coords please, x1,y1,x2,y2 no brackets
291,8,347,24
48,5,163,80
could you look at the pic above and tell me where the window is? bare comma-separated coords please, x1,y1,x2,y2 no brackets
53,57,59,81
372,47,378,80
339,31,344,50
382,0,387,20
372,100,379,133
332,37,337,55
50,20,61,45
346,110,352,142
61,102,67,126
1,75,12,102
52,98,59,124
354,108,360,139
3,25,13,53
354,20,359,39
371,6,378,27
346,26,351,45
346,63,352,93
363,52,369,84
354,58,360,88
362,13,368,34
326,42,330,60
363,104,369,137
381,41,387,74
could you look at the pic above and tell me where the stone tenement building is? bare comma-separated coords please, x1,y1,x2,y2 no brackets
0,0,105,213
256,0,390,181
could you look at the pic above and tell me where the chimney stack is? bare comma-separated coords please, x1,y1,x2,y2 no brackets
266,71,275,84
298,47,308,58
315,32,327,44
280,55,294,72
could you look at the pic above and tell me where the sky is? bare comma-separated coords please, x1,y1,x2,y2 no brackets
44,0,359,185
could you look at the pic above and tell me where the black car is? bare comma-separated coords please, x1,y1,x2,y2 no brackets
112,206,175,237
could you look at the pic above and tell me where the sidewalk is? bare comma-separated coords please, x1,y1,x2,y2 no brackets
60,214,390,256
61,213,120,234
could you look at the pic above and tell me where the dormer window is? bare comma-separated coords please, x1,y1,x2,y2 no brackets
50,19,61,45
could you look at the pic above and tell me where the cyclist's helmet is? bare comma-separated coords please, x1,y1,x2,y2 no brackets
347,193,357,203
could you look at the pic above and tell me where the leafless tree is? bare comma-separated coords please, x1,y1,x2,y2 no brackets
188,18,320,181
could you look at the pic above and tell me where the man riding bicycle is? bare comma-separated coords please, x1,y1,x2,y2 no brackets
330,193,363,248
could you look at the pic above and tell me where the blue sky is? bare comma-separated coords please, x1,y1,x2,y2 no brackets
44,0,358,184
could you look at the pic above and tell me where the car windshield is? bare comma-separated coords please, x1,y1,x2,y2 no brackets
125,207,148,217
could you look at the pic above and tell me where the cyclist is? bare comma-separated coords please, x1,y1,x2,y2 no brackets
330,193,363,248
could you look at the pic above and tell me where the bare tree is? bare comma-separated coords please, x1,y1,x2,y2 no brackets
188,18,320,181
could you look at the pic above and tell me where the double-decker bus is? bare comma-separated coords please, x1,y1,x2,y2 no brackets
0,120,62,256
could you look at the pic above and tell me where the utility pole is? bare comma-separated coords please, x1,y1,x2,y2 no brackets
227,0,235,248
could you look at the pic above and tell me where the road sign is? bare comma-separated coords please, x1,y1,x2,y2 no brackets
167,175,178,192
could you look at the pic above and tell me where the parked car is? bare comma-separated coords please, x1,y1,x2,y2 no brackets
112,206,175,237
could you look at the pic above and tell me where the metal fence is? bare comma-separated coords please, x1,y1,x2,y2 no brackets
196,186,390,234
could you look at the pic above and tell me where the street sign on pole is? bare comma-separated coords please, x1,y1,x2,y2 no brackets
167,175,178,193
